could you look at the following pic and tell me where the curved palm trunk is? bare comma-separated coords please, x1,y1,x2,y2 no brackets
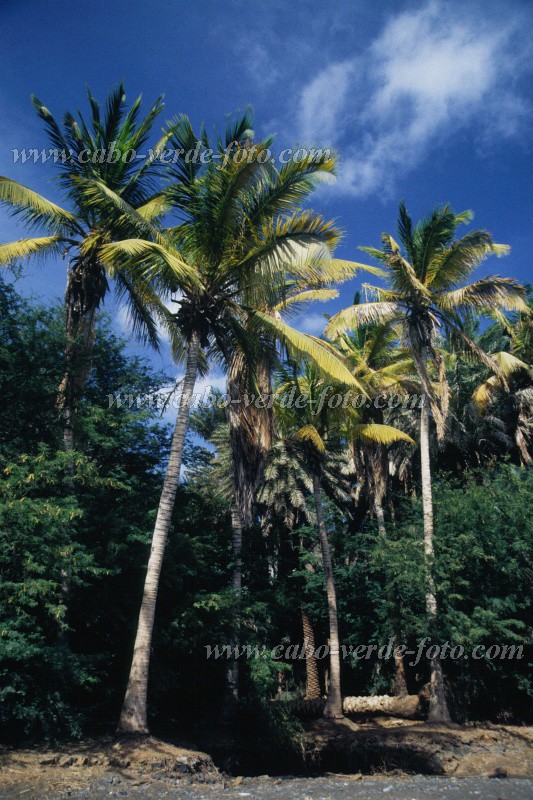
301,608,321,700
420,392,451,722
221,504,243,724
312,473,343,719
118,331,201,734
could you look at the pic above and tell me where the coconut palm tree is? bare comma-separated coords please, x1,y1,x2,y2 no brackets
221,259,377,720
258,436,325,702
100,115,361,733
330,312,417,694
274,360,411,717
0,84,174,452
326,202,528,721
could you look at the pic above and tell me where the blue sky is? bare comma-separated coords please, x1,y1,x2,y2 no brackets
1,0,531,398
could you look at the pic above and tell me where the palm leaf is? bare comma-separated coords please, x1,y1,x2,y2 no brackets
295,424,326,453
274,288,338,312
99,239,201,290
326,302,403,338
253,310,361,387
351,423,414,446
439,276,528,313
0,177,78,233
0,235,64,265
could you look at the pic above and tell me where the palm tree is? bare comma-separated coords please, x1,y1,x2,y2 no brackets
0,84,173,453
258,437,322,701
221,252,375,720
274,361,410,717
100,115,361,733
326,202,528,721
330,313,416,694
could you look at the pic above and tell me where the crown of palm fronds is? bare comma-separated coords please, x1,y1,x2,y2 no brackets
326,202,528,439
0,84,181,349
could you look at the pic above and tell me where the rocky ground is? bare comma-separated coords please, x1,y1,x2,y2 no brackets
0,722,531,800
301,717,533,776
1,772,532,800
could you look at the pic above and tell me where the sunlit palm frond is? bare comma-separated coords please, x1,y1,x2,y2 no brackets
295,424,326,453
243,150,336,227
439,277,528,314
426,231,508,289
471,351,530,415
136,193,171,222
321,258,386,282
253,310,360,387
0,235,64,265
273,288,338,312
326,302,403,338
351,423,415,446
99,239,200,290
76,179,166,243
0,177,78,233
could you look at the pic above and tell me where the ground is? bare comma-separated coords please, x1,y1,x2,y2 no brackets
0,722,531,800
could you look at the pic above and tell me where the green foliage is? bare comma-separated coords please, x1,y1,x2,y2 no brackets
0,204,531,744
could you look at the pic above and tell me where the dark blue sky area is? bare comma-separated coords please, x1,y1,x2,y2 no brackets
1,0,531,379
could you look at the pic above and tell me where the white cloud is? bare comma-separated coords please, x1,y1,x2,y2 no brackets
295,1,531,197
298,60,355,143
294,312,327,336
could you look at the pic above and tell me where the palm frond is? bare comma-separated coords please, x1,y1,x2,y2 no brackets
0,235,64,265
439,276,528,314
253,310,361,387
0,177,78,233
99,239,200,291
326,302,403,338
351,423,414,446
295,424,326,453
427,232,509,289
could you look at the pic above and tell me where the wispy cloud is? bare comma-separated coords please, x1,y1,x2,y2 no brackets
294,1,531,197
299,60,355,143
294,312,327,336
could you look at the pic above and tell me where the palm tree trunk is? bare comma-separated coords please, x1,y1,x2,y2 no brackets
312,473,343,719
301,608,321,700
374,495,408,697
56,259,103,639
57,256,104,457
118,331,201,734
221,504,243,724
420,391,451,722
392,643,408,697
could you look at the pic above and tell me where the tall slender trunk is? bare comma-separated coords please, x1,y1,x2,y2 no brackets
301,608,321,700
312,473,343,719
420,391,451,722
374,496,387,539
56,258,103,639
221,504,243,724
118,332,201,734
374,495,408,697
222,352,273,722
57,256,104,457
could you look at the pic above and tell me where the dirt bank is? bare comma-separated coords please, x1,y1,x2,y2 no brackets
303,717,533,776
0,722,531,799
